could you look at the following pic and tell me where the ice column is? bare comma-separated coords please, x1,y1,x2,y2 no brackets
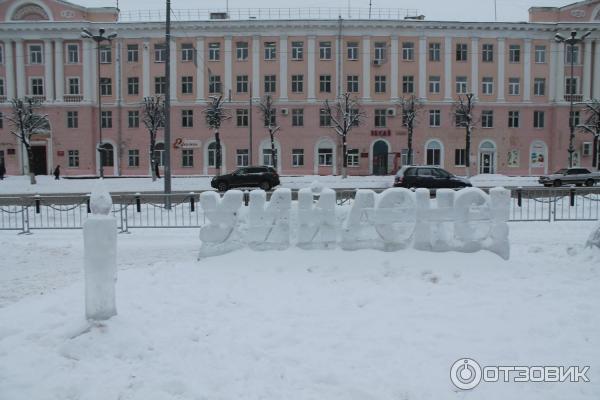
199,190,243,257
247,188,291,250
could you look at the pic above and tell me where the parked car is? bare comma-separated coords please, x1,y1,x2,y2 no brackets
538,168,600,187
393,166,472,189
211,166,280,191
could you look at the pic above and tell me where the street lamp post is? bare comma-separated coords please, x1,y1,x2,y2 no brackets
81,28,117,178
555,30,591,168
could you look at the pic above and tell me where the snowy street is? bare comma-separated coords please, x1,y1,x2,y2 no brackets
1,222,599,399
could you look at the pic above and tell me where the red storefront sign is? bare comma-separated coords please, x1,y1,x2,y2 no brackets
371,129,391,137
57,150,65,156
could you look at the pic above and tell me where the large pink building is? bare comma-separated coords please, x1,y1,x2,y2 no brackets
0,0,599,177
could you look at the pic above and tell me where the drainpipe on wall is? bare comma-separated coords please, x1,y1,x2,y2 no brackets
116,39,123,176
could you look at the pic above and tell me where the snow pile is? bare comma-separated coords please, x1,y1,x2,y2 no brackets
469,174,540,188
587,223,600,249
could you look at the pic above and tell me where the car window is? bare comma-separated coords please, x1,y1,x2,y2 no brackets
404,167,417,176
418,168,433,176
236,168,247,175
432,169,449,178
579,169,591,174
554,169,567,175
247,168,261,173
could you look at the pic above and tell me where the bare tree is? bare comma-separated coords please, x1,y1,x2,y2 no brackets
203,95,230,175
142,96,166,181
258,95,280,170
323,93,365,178
453,93,477,176
6,97,50,184
577,99,600,170
399,95,423,165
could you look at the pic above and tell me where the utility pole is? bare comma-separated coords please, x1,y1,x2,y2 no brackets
164,0,172,198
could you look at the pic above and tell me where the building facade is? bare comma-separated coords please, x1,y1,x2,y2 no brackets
0,0,600,177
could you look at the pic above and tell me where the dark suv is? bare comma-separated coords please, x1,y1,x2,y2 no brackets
394,166,472,189
211,166,281,191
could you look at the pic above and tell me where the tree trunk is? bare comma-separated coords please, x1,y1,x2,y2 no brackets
407,125,413,166
593,135,599,170
215,130,222,176
465,126,472,177
149,139,157,181
341,134,348,179
26,147,36,185
270,131,276,171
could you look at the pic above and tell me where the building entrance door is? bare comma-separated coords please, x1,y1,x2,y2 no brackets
31,146,47,175
372,140,389,175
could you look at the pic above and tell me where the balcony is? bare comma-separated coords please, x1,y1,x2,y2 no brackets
564,94,583,102
30,95,46,102
63,95,84,103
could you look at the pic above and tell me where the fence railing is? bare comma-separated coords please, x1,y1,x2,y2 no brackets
1,188,599,234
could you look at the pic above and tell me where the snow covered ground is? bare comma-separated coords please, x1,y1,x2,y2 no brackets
1,222,599,399
0,173,542,195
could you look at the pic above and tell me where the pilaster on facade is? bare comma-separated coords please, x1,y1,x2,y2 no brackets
418,36,427,100
196,38,205,102
362,36,371,100
335,37,342,97
583,40,592,101
279,35,288,101
390,36,398,100
593,40,600,99
224,36,232,100
5,40,15,99
15,40,25,98
471,37,479,99
82,40,92,102
443,36,452,101
54,39,64,102
549,42,557,102
142,39,150,99
523,39,531,102
555,43,565,102
497,38,505,101
169,38,177,101
90,41,97,102
307,36,316,101
43,40,54,101
252,35,260,100
115,39,122,103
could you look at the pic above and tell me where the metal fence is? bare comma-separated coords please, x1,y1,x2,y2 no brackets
1,188,599,234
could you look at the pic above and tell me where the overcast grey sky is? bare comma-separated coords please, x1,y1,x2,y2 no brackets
75,0,574,22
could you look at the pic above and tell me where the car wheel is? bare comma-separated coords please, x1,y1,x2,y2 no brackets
217,182,228,192
585,179,595,187
553,180,562,187
259,181,271,191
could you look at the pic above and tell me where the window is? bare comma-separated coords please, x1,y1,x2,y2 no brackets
128,149,140,167
533,111,545,128
374,42,386,62
402,42,414,61
454,149,466,166
565,77,578,95
236,75,248,93
508,110,520,128
456,43,468,61
569,111,580,127
262,148,278,167
0,113,2,129
508,78,520,96
264,75,276,93
236,109,249,127
481,110,494,128
350,108,360,127
236,149,249,166
209,75,221,94
318,148,333,166
319,108,331,127
68,150,79,168
67,78,80,95
181,76,193,94
429,76,440,94
291,41,303,60
426,141,442,166
456,76,468,94
509,44,521,63
347,149,359,167
182,149,194,167
292,149,304,167
535,45,546,63
566,45,579,64
29,44,42,64
31,78,43,96
320,41,332,60
482,44,493,62
207,143,217,167
347,75,359,93
429,109,441,127
374,109,386,127
320,75,332,93
264,42,276,60
482,77,494,95
0,45,3,64
209,43,220,61
128,110,139,128
374,76,386,93
99,78,112,96
0,79,3,96
402,75,414,94
67,44,79,63
101,111,112,128
127,44,139,62
67,111,78,128
264,109,276,127
99,45,112,63
429,42,441,62
534,78,546,96
154,76,166,95
181,109,193,127
291,74,304,93
347,41,358,60
127,77,139,95
153,43,166,62
154,143,165,166
236,42,248,60
292,108,304,126
181,43,194,62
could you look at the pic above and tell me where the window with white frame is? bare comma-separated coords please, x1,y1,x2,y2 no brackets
374,109,387,128
482,77,494,95
67,111,78,128
67,77,80,95
565,77,578,95
68,150,79,167
264,108,276,127
429,42,441,62
264,42,276,60
535,45,546,63
291,41,304,60
209,75,221,94
374,42,386,62
481,110,494,128
533,110,545,128
508,78,520,95
374,75,386,93
291,74,304,93
454,149,466,166
565,45,579,64
236,75,248,93
347,149,359,167
264,75,276,93
426,141,442,166
0,45,3,64
29,44,42,64
181,43,194,62
262,148,277,167
208,42,220,61
292,149,304,167
508,110,520,128
154,143,165,166
182,149,194,167
429,76,440,94
181,76,193,94
236,149,249,166
318,148,333,166
292,108,304,126
456,76,468,94
429,109,441,127
127,77,139,95
236,109,249,127
456,43,468,61
0,113,3,129
482,43,494,62
0,78,5,96
319,108,331,127
128,110,139,128
320,75,332,93
100,78,112,96
154,43,166,62
534,78,546,96
347,41,358,60
67,44,79,64
402,42,414,61
101,110,112,128
236,41,248,61
509,44,521,63
181,109,193,128
319,41,332,60
402,75,414,94
30,78,43,95
569,111,580,127
127,44,139,62
99,45,111,63
128,149,140,167
347,75,359,93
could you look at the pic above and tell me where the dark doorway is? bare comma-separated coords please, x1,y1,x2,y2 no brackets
31,146,47,175
372,140,389,175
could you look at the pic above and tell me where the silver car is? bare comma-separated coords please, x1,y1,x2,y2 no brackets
538,168,600,187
